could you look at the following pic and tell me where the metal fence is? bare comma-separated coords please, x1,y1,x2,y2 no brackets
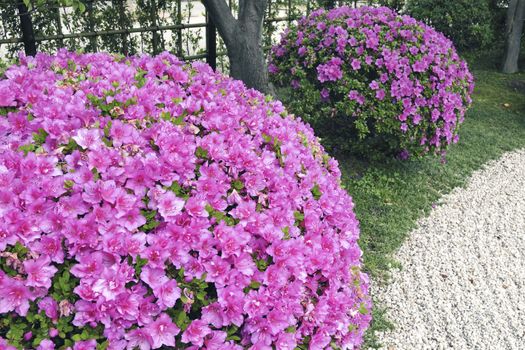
0,0,315,69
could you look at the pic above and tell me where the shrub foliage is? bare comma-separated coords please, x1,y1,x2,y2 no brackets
405,0,495,52
0,51,370,350
269,6,474,158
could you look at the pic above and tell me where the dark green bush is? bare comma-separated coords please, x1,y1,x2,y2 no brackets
405,0,494,51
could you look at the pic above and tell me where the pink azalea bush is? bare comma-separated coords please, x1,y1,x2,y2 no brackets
0,50,371,350
269,6,475,158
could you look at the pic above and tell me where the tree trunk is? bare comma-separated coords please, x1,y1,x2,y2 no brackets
202,0,273,94
227,29,270,94
318,0,337,9
503,0,525,73
17,3,37,56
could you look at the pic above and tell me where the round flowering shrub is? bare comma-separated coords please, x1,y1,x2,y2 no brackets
0,50,371,350
269,6,475,158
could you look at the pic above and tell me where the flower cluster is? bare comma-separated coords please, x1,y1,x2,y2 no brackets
269,6,475,158
0,50,371,349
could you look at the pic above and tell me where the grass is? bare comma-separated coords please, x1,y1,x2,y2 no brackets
330,60,525,348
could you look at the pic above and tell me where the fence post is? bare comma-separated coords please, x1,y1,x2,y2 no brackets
150,0,160,54
17,2,37,56
206,12,216,70
176,0,183,57
55,7,65,49
87,0,98,52
117,0,129,55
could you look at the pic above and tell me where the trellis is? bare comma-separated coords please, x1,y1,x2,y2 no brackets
0,0,313,69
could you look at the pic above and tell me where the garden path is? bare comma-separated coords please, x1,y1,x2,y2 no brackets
374,149,525,350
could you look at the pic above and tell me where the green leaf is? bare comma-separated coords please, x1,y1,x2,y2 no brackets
104,121,112,138
231,179,244,191
282,226,290,240
97,340,109,350
91,168,100,181
134,69,147,88
195,146,208,159
311,184,322,200
64,179,75,189
294,210,304,223
18,143,37,155
134,256,148,277
176,311,189,329
285,326,296,333
67,59,76,72
358,302,369,315
261,133,272,144
76,2,86,13
62,138,80,154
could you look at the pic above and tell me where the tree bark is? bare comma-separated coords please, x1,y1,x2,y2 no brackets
202,0,273,95
502,0,525,73
17,2,37,56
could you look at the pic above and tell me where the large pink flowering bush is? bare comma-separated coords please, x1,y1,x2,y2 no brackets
0,50,371,350
269,6,475,158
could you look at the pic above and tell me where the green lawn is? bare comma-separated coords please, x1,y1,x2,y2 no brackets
333,65,525,348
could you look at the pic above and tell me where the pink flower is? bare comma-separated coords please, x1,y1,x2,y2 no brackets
316,57,343,82
72,129,102,150
0,278,33,316
156,191,185,221
37,339,55,350
140,266,168,289
184,195,208,218
125,328,153,350
351,58,361,70
157,279,181,309
113,188,137,217
38,296,59,321
181,320,212,346
309,331,331,350
144,313,179,349
110,120,135,147
91,266,128,301
73,339,97,350
23,255,58,289
204,330,228,349
0,80,16,106
100,180,118,203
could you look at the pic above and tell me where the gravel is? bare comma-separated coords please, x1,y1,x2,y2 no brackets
373,149,525,350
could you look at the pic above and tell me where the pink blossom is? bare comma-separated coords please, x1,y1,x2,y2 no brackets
38,296,59,321
37,339,55,350
317,57,343,82
351,58,361,70
144,313,180,349
125,328,153,350
0,80,16,106
73,339,97,350
156,191,185,221
23,255,58,289
72,129,102,150
0,278,33,316
181,320,212,346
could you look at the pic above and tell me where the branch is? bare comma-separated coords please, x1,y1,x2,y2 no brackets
202,0,237,46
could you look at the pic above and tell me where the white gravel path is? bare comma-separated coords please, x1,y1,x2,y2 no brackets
373,149,525,350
